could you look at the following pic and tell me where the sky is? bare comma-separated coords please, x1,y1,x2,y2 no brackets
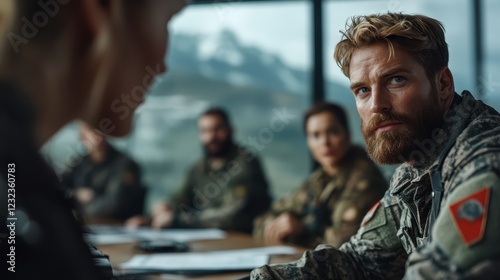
170,1,312,70
171,0,499,102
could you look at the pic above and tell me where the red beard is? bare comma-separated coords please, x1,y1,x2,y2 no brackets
361,95,443,164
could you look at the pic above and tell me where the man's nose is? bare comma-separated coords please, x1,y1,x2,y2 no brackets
370,86,392,113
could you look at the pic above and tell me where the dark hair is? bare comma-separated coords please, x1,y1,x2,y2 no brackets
303,102,350,134
200,107,231,127
334,13,448,80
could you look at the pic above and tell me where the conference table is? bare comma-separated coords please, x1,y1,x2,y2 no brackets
97,231,309,280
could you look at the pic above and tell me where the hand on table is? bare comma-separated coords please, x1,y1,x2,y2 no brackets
151,203,174,229
263,212,302,243
76,187,95,204
124,215,150,228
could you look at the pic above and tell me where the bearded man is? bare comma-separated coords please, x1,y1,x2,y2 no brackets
128,107,272,234
250,13,500,279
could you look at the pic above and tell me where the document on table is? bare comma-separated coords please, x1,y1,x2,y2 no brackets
120,246,298,274
84,225,226,245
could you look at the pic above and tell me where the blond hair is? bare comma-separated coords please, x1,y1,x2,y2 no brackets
0,1,14,43
334,13,448,79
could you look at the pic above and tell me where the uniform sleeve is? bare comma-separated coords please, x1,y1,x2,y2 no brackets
84,159,145,220
169,166,196,207
251,196,408,280
174,157,271,233
252,184,308,240
324,164,388,247
404,171,500,279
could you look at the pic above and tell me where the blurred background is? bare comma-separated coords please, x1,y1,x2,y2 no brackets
42,0,500,214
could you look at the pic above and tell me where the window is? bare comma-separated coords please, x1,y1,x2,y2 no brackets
483,0,500,111
43,1,313,211
41,0,497,211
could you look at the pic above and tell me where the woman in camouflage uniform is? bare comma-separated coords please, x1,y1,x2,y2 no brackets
253,102,387,248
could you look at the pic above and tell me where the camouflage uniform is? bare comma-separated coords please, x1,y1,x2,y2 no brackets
62,146,145,221
251,91,500,279
169,144,272,234
253,146,387,248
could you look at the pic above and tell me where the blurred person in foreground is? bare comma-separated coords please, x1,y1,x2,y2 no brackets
126,107,272,234
251,13,500,279
62,122,145,222
0,0,186,279
253,102,387,248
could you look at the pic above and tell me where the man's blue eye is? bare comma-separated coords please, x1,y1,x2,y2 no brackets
357,87,370,95
391,76,406,83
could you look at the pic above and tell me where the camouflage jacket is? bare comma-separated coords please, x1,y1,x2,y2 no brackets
169,144,272,234
62,145,145,221
253,146,387,248
251,91,500,279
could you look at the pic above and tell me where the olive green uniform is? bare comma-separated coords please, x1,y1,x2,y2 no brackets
62,146,145,221
169,144,271,234
253,146,387,248
251,91,500,279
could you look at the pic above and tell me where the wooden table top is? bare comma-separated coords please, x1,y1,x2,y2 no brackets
97,231,308,280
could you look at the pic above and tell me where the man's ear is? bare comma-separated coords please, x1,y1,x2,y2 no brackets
78,0,113,37
435,66,455,110
72,0,115,62
76,0,122,125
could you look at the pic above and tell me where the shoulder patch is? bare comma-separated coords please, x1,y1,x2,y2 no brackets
234,185,247,198
123,171,136,185
362,200,381,226
449,186,490,246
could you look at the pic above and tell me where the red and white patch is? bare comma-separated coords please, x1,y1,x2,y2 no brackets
362,201,381,226
449,187,491,246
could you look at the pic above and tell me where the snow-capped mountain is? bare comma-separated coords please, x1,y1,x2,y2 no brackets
166,30,309,95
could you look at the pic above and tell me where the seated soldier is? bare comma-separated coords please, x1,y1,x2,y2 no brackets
251,13,500,279
127,107,272,234
253,102,387,248
62,122,145,222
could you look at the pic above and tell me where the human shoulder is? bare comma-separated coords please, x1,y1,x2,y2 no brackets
234,144,262,164
442,96,500,190
348,145,384,174
431,171,500,270
305,167,326,183
188,157,206,174
345,145,388,189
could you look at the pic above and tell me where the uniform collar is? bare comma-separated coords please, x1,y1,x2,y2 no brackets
200,143,239,173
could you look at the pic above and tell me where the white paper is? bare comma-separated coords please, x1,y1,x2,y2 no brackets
208,246,298,256
121,253,269,271
120,246,298,272
84,226,226,245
